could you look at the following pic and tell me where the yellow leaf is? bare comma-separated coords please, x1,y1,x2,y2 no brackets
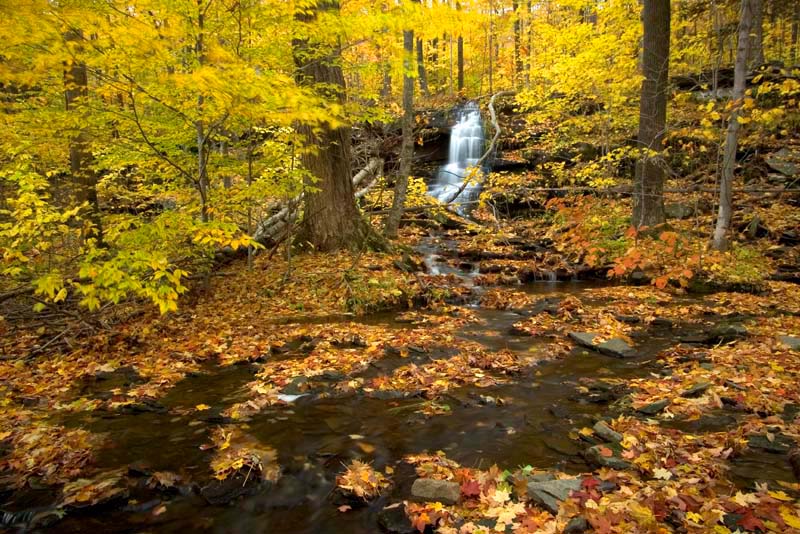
781,507,800,528
195,404,211,411
768,490,793,501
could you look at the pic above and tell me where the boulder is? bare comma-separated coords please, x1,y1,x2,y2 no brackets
526,478,582,514
568,332,598,349
764,147,799,176
778,335,800,351
410,478,460,505
665,203,695,220
747,433,793,454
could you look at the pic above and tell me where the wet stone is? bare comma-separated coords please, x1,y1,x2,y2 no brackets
378,503,415,534
584,445,632,470
614,314,640,324
593,420,623,443
651,317,673,328
568,332,598,349
201,472,263,505
747,433,793,454
597,338,636,358
411,478,460,505
526,478,582,514
637,399,670,415
709,324,748,342
681,382,712,398
282,376,309,395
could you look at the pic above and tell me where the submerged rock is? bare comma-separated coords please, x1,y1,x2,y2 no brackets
526,478,582,514
411,478,460,505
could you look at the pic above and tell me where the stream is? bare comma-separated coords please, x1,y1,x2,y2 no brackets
2,104,796,534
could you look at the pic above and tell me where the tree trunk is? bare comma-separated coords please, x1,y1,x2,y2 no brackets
384,30,415,239
712,0,754,251
457,36,464,91
791,2,798,65
416,37,430,96
513,0,523,85
381,64,392,100
64,30,102,240
293,0,377,252
633,0,670,228
752,0,764,66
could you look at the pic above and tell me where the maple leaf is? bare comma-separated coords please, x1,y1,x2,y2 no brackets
461,479,481,498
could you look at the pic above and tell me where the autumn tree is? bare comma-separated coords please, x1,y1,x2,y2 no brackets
712,0,755,251
633,0,670,228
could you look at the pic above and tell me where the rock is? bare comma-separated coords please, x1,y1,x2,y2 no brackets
651,317,673,328
709,324,747,342
615,314,641,324
549,405,570,418
568,332,598,349
377,503,416,534
681,382,712,398
282,376,309,395
201,472,261,505
747,433,793,454
584,445,632,470
629,271,650,285
664,203,695,220
764,147,799,176
637,399,670,415
526,478,582,514
778,335,800,351
564,516,590,534
593,421,623,443
411,478,460,505
118,399,167,414
597,338,636,358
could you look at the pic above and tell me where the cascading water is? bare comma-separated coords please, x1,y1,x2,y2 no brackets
428,102,485,207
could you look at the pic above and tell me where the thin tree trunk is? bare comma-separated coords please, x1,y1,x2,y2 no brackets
791,2,798,65
712,0,754,251
293,0,378,251
416,37,430,96
457,36,464,91
381,64,392,100
513,0,523,86
64,30,102,240
752,0,764,66
385,30,415,238
633,0,670,228
196,4,209,222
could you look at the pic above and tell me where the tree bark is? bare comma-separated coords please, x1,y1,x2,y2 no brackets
384,30,415,238
64,30,102,240
457,36,464,91
791,2,798,65
513,0,523,85
416,37,430,96
712,0,754,251
292,0,377,251
752,0,765,66
633,0,670,228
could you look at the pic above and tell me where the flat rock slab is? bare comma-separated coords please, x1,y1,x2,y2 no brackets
411,478,460,505
681,382,712,398
568,332,636,358
778,335,800,351
637,398,670,415
593,420,623,443
526,478,582,514
747,433,793,454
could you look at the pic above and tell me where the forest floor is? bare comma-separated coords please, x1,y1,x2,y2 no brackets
2,197,800,533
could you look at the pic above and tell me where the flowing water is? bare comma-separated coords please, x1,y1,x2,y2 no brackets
428,102,485,207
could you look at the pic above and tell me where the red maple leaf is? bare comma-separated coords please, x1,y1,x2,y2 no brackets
461,479,481,498
738,510,765,531
582,476,600,490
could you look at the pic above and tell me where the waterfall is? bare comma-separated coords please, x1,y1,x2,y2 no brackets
428,102,485,206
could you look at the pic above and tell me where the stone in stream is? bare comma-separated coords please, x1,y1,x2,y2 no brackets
681,382,712,398
564,516,591,534
637,399,670,415
778,335,800,351
593,420,623,443
584,445,632,470
615,314,641,324
201,472,263,505
568,332,598,349
596,338,636,358
411,478,460,505
526,478,582,514
708,323,748,342
282,375,309,395
377,503,416,534
747,433,794,454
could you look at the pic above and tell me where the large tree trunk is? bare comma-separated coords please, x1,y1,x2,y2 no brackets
293,0,376,252
64,29,102,240
752,0,765,66
632,0,670,228
712,0,754,251
384,30,415,239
